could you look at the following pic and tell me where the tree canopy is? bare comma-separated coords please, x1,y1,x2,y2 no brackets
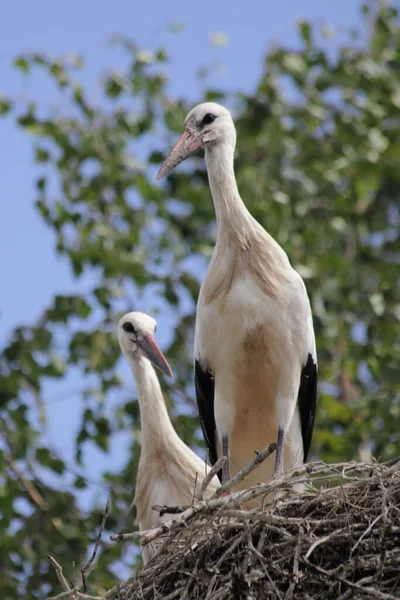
0,3,399,597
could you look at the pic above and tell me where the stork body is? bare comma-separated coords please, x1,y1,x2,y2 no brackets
157,103,317,492
118,312,218,564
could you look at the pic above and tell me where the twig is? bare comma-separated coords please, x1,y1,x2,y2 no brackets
284,528,302,600
351,513,382,554
47,589,78,600
200,457,226,499
48,584,124,600
6,454,49,510
305,529,345,559
304,559,399,600
110,499,212,545
150,459,226,516
152,504,188,516
47,555,78,599
81,498,110,592
211,442,277,498
101,577,132,599
48,593,102,600
161,588,186,600
47,555,73,594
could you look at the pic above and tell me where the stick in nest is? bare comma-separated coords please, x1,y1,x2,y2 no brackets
152,504,189,516
211,441,277,498
200,457,227,499
151,458,228,517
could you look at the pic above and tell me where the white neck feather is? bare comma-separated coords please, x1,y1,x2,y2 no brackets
129,356,179,453
205,141,251,235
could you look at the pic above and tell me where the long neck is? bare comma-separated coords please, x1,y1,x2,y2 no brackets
205,141,251,236
130,356,178,454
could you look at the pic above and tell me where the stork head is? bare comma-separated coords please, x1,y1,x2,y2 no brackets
156,102,236,179
117,311,173,378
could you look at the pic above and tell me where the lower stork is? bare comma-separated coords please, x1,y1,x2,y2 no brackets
157,103,317,492
118,311,218,563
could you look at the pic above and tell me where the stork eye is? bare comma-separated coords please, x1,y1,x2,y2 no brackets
202,113,216,126
123,322,136,334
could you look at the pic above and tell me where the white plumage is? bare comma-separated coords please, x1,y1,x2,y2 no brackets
157,103,317,493
118,311,219,564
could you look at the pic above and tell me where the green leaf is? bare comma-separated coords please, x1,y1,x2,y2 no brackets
105,74,125,98
0,95,12,115
299,20,312,45
14,57,30,73
36,447,65,474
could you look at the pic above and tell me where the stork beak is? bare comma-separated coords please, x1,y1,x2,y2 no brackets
156,131,204,180
137,335,173,378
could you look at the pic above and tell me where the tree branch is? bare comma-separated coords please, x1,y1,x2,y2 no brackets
47,589,78,600
152,504,188,516
200,457,226,499
211,442,277,498
6,454,49,510
81,498,110,592
47,555,76,599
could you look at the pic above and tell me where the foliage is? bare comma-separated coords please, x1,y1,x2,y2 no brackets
0,3,399,597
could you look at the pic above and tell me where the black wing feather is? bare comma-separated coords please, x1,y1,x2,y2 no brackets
194,359,220,480
298,352,318,462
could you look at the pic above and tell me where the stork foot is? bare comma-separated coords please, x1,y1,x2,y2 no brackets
272,428,285,478
221,434,230,485
272,460,285,480
271,428,285,501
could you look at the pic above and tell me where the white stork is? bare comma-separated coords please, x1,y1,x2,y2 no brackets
118,311,219,563
157,103,317,492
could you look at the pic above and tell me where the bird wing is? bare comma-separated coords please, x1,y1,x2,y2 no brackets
297,350,318,462
194,358,220,479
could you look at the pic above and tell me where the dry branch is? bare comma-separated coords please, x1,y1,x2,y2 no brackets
81,498,111,592
200,456,226,498
6,454,49,510
47,554,77,600
211,441,277,498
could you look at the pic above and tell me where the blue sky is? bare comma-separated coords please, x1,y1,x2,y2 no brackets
0,0,364,512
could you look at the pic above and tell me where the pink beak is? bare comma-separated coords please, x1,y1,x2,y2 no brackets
137,334,173,378
156,131,204,180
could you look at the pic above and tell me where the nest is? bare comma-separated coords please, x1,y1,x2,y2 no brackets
114,459,400,600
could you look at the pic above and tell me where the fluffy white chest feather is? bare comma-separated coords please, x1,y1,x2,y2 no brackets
195,270,313,488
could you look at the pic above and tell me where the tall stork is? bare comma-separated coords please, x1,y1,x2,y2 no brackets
157,103,317,491
118,311,219,563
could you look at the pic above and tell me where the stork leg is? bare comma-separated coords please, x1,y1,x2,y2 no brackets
222,435,230,484
272,427,285,478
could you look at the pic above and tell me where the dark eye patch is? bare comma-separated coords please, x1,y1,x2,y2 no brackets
123,322,136,334
202,113,216,126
